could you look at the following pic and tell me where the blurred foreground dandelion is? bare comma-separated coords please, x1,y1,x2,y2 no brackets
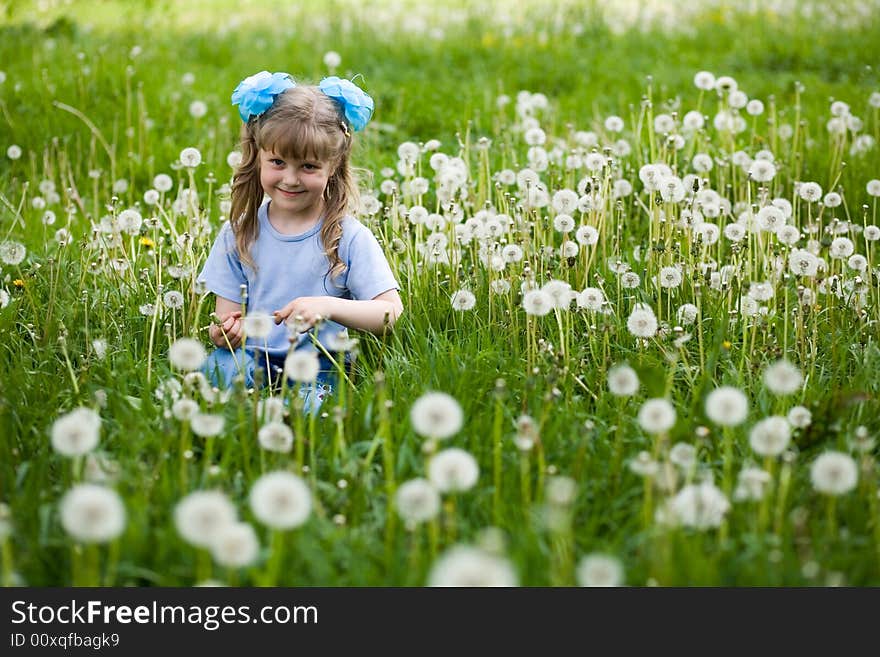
428,448,479,492
395,478,441,524
249,471,312,529
60,484,126,543
576,554,625,587
174,490,238,548
51,407,101,456
410,391,463,440
810,452,858,495
428,545,518,586
168,338,207,371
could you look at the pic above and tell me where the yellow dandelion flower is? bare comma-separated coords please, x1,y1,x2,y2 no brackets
139,237,155,248
12,279,25,288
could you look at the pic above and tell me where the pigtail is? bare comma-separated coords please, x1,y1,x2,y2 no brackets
229,124,264,271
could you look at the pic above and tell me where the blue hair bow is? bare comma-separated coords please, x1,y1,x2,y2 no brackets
319,76,374,132
231,71,295,122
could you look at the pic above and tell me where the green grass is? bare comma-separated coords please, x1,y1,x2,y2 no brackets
1,0,880,586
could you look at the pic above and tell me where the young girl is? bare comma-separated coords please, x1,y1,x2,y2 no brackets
198,71,403,412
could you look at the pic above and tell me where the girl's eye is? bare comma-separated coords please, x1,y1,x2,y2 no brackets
271,159,285,166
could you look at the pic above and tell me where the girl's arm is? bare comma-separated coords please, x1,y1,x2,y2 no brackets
273,289,404,336
209,296,245,349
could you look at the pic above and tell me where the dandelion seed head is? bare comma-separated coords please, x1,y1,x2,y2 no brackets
210,522,259,569
410,391,463,441
60,484,126,543
749,416,792,457
249,471,312,529
175,490,237,548
810,452,858,496
428,447,479,492
637,398,676,434
0,241,26,266
705,386,748,427
258,421,294,453
50,407,101,457
626,303,657,338
607,364,639,397
191,412,225,437
763,360,802,395
284,350,320,383
576,554,625,587
450,289,477,311
168,337,207,371
428,545,517,587
395,478,441,525
662,481,730,529
179,147,202,168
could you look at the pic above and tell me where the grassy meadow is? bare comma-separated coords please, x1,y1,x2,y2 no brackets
1,0,880,586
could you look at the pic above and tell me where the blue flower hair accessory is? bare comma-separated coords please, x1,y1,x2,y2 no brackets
231,71,295,122
318,76,374,132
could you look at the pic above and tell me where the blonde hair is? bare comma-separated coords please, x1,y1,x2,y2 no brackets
229,85,359,286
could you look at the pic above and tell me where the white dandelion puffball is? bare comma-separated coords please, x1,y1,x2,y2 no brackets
323,50,341,68
763,360,802,395
210,522,260,569
174,490,237,548
607,364,639,397
810,452,858,496
395,478,441,524
576,554,625,587
188,100,207,118
163,290,184,310
637,398,676,434
428,545,518,587
694,70,715,90
226,151,244,169
734,467,772,502
118,208,143,235
179,147,202,168
410,391,463,440
243,311,274,339
168,337,207,371
705,386,749,427
522,289,553,316
250,471,312,530
51,407,101,457
451,289,476,311
258,421,294,453
787,405,812,429
665,482,730,529
190,412,225,438
154,173,173,192
748,416,791,457
172,398,199,422
284,350,320,383
627,303,657,338
428,448,479,493
669,442,697,470
60,484,126,543
0,240,26,266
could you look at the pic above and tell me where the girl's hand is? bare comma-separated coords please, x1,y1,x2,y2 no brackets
273,297,333,331
209,310,244,349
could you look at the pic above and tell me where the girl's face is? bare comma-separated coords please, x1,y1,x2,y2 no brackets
259,148,331,226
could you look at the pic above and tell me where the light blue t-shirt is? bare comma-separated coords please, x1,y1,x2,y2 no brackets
198,201,399,357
